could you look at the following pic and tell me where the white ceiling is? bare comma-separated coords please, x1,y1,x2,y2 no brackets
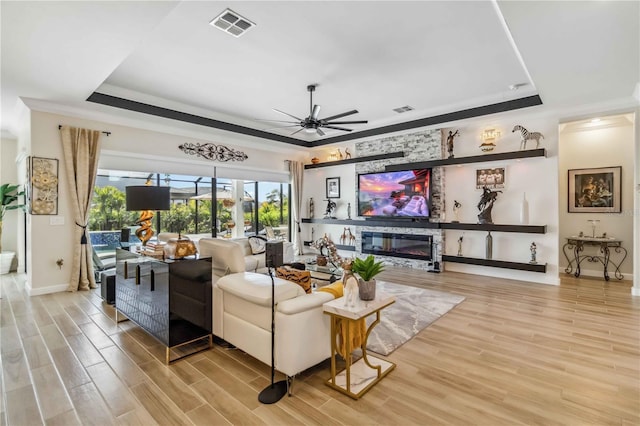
1,1,638,146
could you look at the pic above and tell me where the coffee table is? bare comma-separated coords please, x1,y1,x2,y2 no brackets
305,262,342,284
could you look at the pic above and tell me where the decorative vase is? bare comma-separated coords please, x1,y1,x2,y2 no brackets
358,277,376,301
0,251,15,275
316,255,328,266
520,192,529,225
486,232,493,260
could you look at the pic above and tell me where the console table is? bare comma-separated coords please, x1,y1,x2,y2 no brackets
323,292,395,399
114,249,213,363
562,236,627,281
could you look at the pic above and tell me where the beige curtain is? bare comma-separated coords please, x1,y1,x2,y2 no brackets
60,126,102,291
288,161,304,255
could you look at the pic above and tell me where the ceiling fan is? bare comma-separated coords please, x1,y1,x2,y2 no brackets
264,84,368,136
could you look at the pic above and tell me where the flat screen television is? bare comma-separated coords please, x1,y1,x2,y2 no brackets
358,169,432,218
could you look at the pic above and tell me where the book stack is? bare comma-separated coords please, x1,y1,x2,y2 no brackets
143,242,166,259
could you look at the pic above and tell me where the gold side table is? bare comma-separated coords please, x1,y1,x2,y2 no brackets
323,291,396,399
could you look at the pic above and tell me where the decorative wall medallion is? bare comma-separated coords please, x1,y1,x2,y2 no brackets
178,142,248,162
28,156,59,215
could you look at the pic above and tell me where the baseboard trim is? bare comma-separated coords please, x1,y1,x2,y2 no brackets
27,282,69,296
566,268,632,281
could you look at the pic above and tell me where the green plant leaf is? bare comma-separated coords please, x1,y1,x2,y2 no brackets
351,255,384,281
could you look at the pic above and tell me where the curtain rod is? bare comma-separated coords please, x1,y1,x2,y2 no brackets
58,125,111,136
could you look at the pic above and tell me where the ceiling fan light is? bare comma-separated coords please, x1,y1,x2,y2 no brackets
304,127,316,134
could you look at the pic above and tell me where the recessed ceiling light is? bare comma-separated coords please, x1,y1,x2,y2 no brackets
209,9,255,38
393,105,414,113
591,118,601,123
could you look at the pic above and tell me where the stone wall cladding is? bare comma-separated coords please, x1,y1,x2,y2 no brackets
354,129,445,269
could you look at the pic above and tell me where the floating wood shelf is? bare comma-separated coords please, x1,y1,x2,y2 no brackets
442,255,546,273
439,223,546,234
302,219,545,233
304,152,405,169
303,240,356,251
301,218,440,229
385,148,546,172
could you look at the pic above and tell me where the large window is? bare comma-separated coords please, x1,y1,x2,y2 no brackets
89,170,289,250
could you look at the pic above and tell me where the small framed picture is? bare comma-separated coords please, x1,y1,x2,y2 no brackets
568,166,621,213
326,177,340,199
476,167,505,189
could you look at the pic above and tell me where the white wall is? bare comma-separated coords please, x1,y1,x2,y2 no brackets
23,110,304,295
634,108,639,296
442,117,559,285
301,143,356,244
1,137,19,266
559,114,635,279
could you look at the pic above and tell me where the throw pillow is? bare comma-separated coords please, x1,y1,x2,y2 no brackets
248,236,267,255
276,266,312,294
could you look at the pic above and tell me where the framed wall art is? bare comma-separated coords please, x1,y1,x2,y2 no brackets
326,177,340,199
475,167,505,190
28,156,59,215
568,166,621,213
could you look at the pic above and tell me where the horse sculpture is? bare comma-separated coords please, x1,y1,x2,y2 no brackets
324,199,337,218
477,186,501,224
512,125,544,150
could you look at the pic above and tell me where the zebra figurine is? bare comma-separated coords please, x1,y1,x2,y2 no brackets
512,125,544,150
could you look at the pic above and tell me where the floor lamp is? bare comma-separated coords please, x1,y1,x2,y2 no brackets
125,185,170,246
259,241,287,404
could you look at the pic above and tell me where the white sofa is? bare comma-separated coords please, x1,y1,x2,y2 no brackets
199,236,293,274
198,238,333,392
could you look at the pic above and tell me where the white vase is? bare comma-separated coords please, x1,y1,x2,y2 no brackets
0,251,15,275
520,193,529,225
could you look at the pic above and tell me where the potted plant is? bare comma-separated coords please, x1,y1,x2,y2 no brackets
0,183,25,274
351,255,385,300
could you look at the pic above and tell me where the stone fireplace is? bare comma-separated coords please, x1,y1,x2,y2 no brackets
354,129,445,269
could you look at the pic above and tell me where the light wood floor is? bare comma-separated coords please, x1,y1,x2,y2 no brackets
1,269,638,425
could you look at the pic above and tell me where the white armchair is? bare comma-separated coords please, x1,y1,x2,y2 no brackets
198,238,333,393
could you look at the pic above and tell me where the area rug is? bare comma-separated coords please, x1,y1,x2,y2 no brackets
364,281,465,356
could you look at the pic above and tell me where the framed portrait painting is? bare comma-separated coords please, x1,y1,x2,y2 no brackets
326,177,340,199
568,166,621,213
476,167,505,190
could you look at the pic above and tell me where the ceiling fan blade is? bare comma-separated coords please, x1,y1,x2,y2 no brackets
311,105,321,120
256,118,300,124
273,108,304,121
323,125,353,132
321,109,359,122
262,125,302,131
290,127,305,136
316,128,325,136
324,120,368,125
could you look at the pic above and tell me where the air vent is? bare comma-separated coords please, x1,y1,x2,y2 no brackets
209,9,255,37
393,105,414,113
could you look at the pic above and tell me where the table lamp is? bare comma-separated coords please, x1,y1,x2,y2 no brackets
125,186,170,246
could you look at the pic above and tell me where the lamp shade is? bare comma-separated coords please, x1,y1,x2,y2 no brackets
125,186,170,211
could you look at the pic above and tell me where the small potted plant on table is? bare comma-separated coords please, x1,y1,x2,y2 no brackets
351,255,385,301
